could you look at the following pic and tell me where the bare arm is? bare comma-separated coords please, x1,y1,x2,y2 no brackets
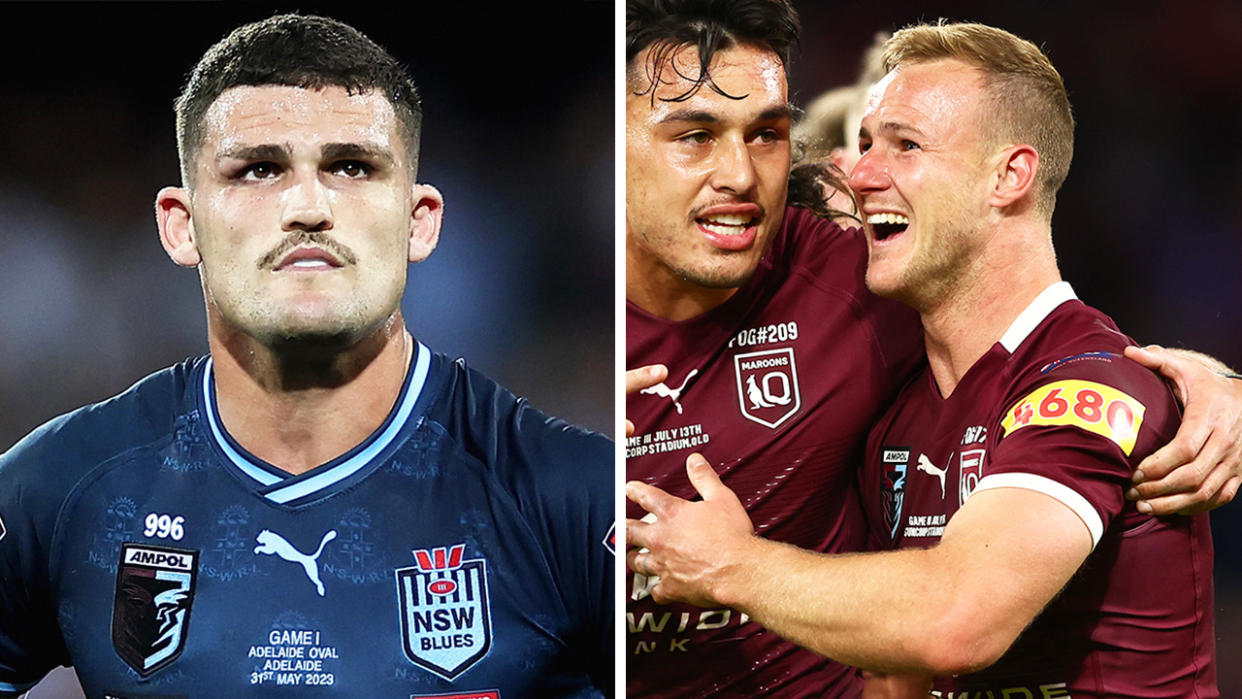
626,454,1092,675
1124,345,1242,514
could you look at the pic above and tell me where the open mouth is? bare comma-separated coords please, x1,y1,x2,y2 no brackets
274,247,345,271
867,212,910,241
697,213,756,237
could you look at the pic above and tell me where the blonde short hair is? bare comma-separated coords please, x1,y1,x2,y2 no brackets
883,21,1074,218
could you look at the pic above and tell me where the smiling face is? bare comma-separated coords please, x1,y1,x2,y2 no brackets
174,85,424,350
849,59,996,311
625,42,792,317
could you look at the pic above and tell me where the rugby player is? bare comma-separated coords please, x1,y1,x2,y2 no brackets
0,14,612,697
628,20,1224,697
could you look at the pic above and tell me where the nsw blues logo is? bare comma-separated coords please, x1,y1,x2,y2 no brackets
112,544,198,677
881,447,910,540
395,543,492,680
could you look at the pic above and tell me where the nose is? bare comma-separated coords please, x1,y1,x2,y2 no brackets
847,147,889,199
710,135,757,194
281,170,334,232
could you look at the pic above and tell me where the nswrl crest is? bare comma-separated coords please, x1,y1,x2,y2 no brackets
112,544,198,677
396,543,492,680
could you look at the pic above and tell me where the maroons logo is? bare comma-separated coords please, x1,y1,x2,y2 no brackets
880,448,910,540
959,449,986,506
395,544,492,680
112,544,198,677
734,348,802,429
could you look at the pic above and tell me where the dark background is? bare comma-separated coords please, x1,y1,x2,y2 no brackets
0,4,611,695
790,0,1242,693
0,2,613,442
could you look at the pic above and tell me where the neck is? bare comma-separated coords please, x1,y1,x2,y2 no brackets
208,312,412,475
919,224,1060,398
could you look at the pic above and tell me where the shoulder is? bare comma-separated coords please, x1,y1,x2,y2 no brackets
423,353,612,489
0,359,198,540
775,206,866,274
1,360,198,489
777,206,923,378
1001,303,1178,455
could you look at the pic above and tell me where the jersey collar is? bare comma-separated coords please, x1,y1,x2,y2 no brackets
199,341,432,504
998,281,1077,354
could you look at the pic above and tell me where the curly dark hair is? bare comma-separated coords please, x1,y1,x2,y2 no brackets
174,14,422,185
626,0,800,103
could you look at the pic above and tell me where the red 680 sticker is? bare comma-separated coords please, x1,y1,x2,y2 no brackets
1001,379,1146,455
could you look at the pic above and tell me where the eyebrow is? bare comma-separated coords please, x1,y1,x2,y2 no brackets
215,143,289,163
321,142,395,166
861,120,929,141
656,103,795,126
215,142,395,165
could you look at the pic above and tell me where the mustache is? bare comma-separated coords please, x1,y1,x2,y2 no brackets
257,231,359,269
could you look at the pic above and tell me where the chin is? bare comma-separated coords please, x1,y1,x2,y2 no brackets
864,269,911,303
254,310,385,353
677,257,762,290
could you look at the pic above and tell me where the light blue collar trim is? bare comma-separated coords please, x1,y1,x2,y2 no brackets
0,678,40,693
202,342,432,502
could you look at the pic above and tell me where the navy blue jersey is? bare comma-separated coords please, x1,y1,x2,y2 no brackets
0,342,613,698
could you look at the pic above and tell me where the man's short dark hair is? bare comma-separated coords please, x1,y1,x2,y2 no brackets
175,14,422,185
626,0,800,102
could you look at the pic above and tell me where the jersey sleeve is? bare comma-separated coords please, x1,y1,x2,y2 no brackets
0,430,73,695
454,363,614,693
511,405,614,693
980,356,1179,548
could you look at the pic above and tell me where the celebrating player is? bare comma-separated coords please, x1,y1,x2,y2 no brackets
625,1,1240,696
628,21,1223,697
0,14,612,698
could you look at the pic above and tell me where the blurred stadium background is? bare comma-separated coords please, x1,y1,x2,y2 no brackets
0,4,611,695
791,0,1242,693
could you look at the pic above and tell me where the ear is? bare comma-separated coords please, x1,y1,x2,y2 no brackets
827,146,848,170
988,144,1039,210
408,184,444,263
155,187,201,267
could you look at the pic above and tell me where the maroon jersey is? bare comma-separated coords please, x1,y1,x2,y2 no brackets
862,282,1217,698
627,207,923,697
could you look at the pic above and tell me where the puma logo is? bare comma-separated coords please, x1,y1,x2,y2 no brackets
254,529,338,596
640,369,699,414
916,454,948,499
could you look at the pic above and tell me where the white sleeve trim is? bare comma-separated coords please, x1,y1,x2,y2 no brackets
973,472,1104,549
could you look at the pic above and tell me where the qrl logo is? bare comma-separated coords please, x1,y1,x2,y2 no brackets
733,348,802,429
959,449,986,506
